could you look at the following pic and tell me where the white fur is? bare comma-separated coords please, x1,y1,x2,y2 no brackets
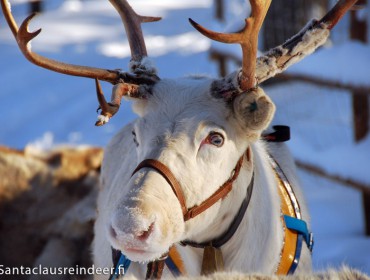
128,57,158,75
97,114,110,124
93,77,311,279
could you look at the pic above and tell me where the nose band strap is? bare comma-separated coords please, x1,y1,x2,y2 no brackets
132,150,246,221
132,159,188,217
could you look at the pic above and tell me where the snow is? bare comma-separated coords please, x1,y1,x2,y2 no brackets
0,0,369,276
266,81,370,186
298,169,370,272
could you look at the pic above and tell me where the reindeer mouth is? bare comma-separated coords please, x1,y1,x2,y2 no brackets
114,246,169,263
108,223,171,262
110,240,168,262
124,247,148,254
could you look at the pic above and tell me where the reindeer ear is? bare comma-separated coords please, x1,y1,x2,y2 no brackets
233,87,275,140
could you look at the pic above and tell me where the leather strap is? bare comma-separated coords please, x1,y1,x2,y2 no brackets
181,172,254,248
132,159,187,217
109,248,131,280
183,156,244,221
146,259,166,280
132,148,248,222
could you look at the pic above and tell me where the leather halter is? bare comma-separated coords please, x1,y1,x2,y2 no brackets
131,150,246,222
128,149,250,279
109,144,314,279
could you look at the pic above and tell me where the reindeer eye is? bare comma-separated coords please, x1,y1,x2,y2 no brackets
207,132,224,147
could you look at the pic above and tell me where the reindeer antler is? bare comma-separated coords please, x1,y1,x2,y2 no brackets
0,0,161,126
189,0,271,91
191,0,359,98
320,0,360,30
0,0,120,83
255,0,359,86
109,0,161,62
94,0,161,125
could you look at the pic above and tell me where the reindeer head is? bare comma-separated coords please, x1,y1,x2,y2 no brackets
1,0,358,263
106,78,275,261
100,0,275,262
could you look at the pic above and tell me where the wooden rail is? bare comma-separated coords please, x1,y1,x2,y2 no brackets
296,160,370,235
277,73,370,95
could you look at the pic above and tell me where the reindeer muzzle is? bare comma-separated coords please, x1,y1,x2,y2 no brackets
132,153,245,222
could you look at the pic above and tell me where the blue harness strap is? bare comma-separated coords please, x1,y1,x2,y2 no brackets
109,253,131,280
165,257,182,277
287,235,303,274
284,215,314,252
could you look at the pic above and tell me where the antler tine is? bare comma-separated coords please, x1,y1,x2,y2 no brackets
94,76,148,126
109,0,161,63
2,0,162,126
320,0,359,29
0,0,121,84
190,0,271,91
254,0,359,86
1,0,17,37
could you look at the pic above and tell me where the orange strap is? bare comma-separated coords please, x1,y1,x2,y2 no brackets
168,246,186,275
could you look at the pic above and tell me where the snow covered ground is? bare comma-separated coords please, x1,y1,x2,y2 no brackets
0,0,369,275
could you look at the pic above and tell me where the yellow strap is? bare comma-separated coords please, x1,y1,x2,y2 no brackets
276,174,298,275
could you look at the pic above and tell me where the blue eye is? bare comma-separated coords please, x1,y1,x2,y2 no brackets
207,132,224,147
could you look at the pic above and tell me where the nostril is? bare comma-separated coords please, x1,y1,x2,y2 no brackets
136,222,154,241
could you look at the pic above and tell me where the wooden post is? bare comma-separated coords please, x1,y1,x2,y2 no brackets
210,51,228,77
29,0,43,13
352,92,369,141
350,0,368,142
350,0,369,236
263,0,328,50
364,193,370,235
214,0,225,22
211,0,226,76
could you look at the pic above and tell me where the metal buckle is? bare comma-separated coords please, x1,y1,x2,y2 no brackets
157,252,169,261
308,232,314,252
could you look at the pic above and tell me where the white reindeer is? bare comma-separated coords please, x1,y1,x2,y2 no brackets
1,0,357,279
94,79,313,279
